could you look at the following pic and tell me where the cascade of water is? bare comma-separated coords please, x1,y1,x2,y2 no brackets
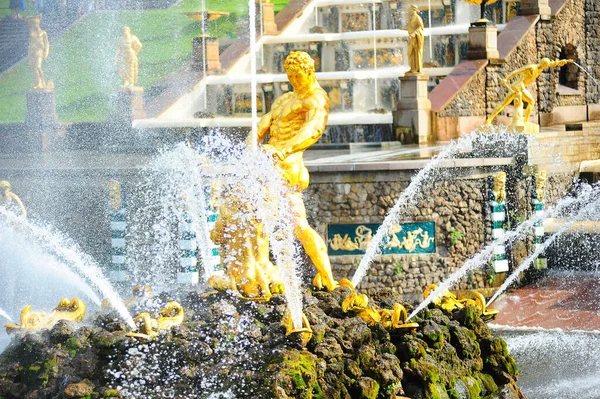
249,0,259,136
0,209,135,329
407,182,597,321
487,188,600,306
0,308,13,323
351,128,523,288
0,229,102,306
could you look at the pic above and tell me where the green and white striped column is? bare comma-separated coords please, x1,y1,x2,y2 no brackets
533,171,547,270
490,175,509,273
108,180,127,282
178,211,199,285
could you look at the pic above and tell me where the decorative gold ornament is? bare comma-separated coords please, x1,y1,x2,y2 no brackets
281,308,313,346
127,301,184,340
5,298,86,334
342,291,419,330
423,284,498,321
535,170,547,202
492,172,506,203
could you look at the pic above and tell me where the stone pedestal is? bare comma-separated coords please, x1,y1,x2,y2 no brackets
192,36,222,73
262,1,278,35
393,75,431,145
519,0,552,19
467,23,500,60
25,89,58,127
114,87,145,123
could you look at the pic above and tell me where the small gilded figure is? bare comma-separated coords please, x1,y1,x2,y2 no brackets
249,51,338,291
26,16,49,89
487,58,573,125
115,26,142,87
401,4,425,75
0,181,27,218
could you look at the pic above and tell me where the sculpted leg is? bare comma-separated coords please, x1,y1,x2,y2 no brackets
288,192,338,291
522,87,535,121
486,92,516,124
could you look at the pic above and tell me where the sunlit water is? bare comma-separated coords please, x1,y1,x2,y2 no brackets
488,187,600,306
499,330,600,399
0,208,135,329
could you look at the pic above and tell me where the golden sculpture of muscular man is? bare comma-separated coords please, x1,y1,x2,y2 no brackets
486,58,572,125
249,51,339,291
0,181,27,218
115,26,142,87
26,16,49,89
401,5,425,75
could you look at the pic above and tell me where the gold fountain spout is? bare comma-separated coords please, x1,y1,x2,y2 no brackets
5,298,86,334
342,291,419,331
127,301,184,340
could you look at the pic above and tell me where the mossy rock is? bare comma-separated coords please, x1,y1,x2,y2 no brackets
273,349,322,398
475,372,498,395
408,357,441,384
461,376,482,399
396,335,428,361
426,382,450,399
352,376,379,399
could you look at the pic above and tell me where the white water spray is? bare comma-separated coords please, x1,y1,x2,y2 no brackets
0,209,135,329
407,183,596,321
0,308,13,323
487,188,600,306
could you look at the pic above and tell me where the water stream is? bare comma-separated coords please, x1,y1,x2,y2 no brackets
407,182,598,320
487,186,600,306
0,209,135,329
0,309,13,323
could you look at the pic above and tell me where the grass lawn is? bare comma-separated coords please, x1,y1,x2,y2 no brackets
0,0,34,18
0,0,289,123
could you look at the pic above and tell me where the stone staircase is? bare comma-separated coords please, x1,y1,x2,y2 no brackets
0,18,29,74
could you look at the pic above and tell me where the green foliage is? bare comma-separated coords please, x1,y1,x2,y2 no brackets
0,1,290,122
393,259,404,275
64,337,82,356
486,264,496,285
384,382,400,395
103,390,122,398
449,227,464,246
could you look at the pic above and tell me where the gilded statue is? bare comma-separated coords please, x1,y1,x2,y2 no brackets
486,58,573,126
26,16,49,90
423,284,498,321
208,184,283,300
5,298,86,334
342,291,419,330
534,170,547,202
281,307,313,346
249,51,338,291
492,172,506,203
401,5,424,75
127,301,184,340
0,181,27,218
115,26,142,87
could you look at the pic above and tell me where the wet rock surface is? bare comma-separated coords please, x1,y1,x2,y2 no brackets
0,289,524,399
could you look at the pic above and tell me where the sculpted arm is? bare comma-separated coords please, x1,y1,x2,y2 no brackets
248,111,272,147
8,193,27,218
277,95,328,158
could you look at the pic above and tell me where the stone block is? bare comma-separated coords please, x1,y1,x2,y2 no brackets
193,36,222,73
467,24,500,60
519,0,551,19
393,75,431,144
262,1,278,35
551,105,587,125
588,104,600,121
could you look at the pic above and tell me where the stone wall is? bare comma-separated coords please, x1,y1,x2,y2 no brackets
438,69,487,118
585,0,600,104
304,170,497,296
436,0,592,120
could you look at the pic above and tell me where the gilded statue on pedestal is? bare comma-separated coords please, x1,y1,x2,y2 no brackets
249,51,339,292
486,58,573,126
115,26,142,87
401,5,424,75
0,181,27,218
26,16,49,89
535,170,547,202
